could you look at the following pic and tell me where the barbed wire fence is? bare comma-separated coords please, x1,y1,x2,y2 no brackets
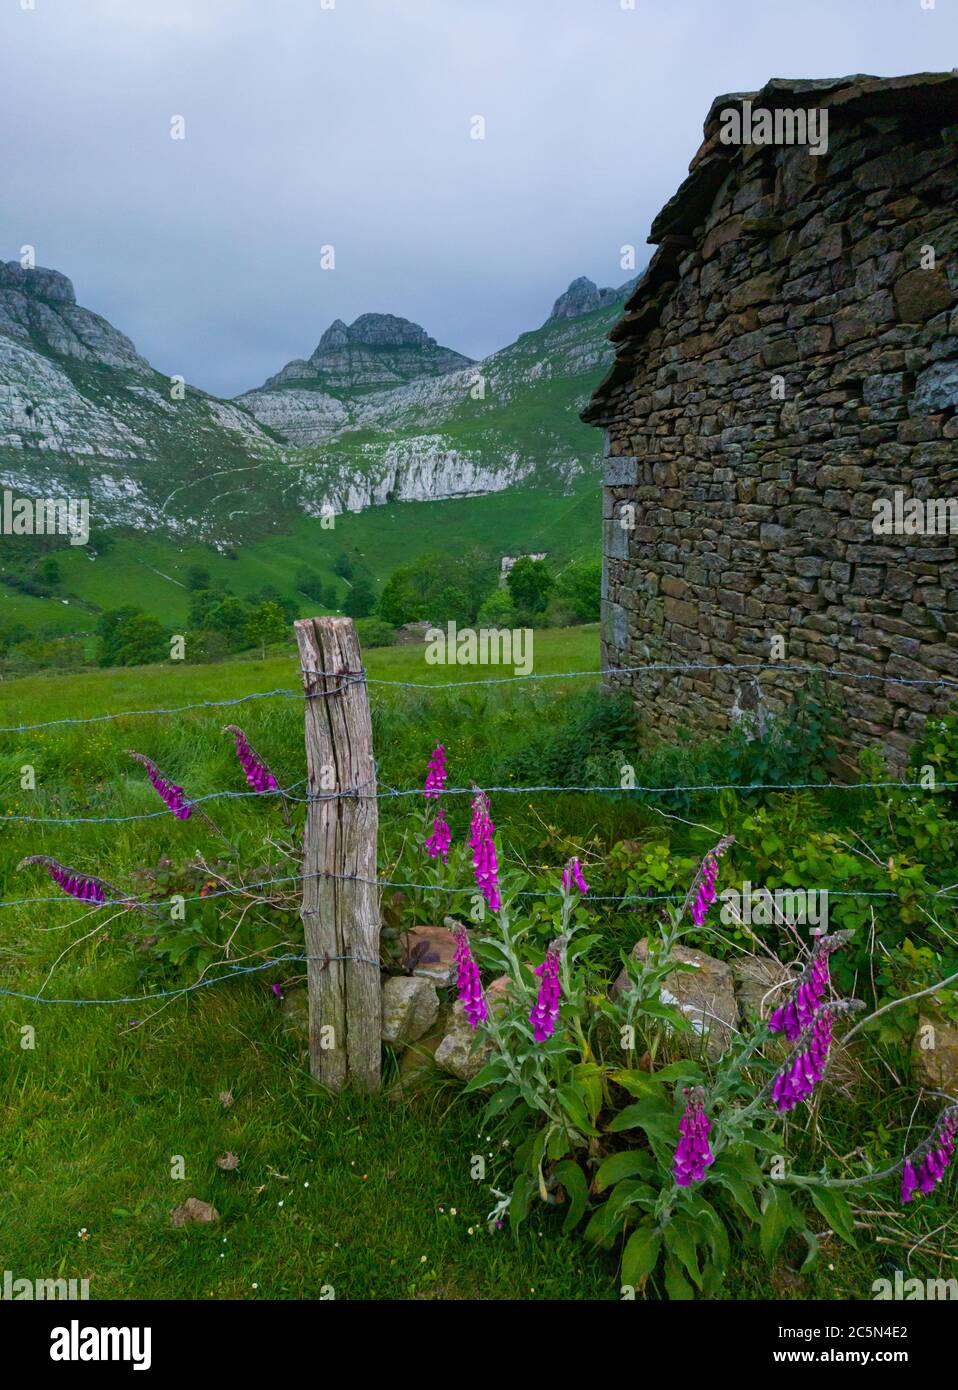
2,617,957,1088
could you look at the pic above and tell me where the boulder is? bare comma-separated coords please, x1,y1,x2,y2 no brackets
380,975,440,1046
732,956,793,1023
912,1014,958,1093
434,977,509,1082
397,925,459,986
170,1198,219,1228
614,940,738,1060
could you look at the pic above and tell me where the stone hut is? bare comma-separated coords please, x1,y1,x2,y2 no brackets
583,73,958,765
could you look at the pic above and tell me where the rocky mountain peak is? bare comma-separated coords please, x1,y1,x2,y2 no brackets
546,274,640,324
1,261,76,304
312,312,435,360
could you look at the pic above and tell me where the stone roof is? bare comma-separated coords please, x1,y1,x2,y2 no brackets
582,71,958,424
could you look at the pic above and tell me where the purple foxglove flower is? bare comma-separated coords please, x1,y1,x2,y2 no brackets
900,1105,958,1204
686,835,733,927
470,790,501,913
673,1087,715,1187
423,744,448,798
19,855,115,905
424,807,451,863
562,857,589,895
224,725,279,794
127,751,193,820
454,927,488,1028
767,931,852,1041
529,944,562,1042
771,1008,835,1111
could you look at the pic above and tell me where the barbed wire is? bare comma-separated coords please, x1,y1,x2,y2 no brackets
4,862,958,914
0,949,380,1007
0,659,954,734
6,775,957,825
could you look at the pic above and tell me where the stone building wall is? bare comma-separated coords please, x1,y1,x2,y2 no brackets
583,74,958,766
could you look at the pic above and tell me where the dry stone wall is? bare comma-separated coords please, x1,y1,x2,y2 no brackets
584,75,958,765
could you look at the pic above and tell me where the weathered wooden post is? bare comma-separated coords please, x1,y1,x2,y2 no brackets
295,616,380,1092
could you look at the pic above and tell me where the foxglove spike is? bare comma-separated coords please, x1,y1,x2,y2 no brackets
19,855,119,906
223,725,279,794
127,750,193,820
900,1105,958,1204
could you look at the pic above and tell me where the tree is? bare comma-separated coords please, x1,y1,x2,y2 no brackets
37,556,61,586
296,569,326,601
245,600,288,657
507,557,554,616
332,552,354,581
476,588,517,627
554,558,602,622
185,565,212,591
206,595,250,649
96,608,169,667
344,578,376,618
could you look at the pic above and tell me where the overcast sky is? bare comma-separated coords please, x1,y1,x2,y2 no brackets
3,0,955,397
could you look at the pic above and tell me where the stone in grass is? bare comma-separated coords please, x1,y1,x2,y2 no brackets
389,1004,452,1099
171,1197,220,1228
381,975,440,1046
912,1014,958,1093
613,940,738,1061
397,925,459,986
434,977,510,1082
731,955,793,1023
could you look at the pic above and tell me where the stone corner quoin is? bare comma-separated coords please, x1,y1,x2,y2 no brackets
583,71,958,766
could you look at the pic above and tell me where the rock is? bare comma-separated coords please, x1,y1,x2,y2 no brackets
396,925,460,985
893,269,953,323
391,1003,452,1096
434,977,509,1082
170,1198,220,1228
394,621,434,646
732,956,793,1022
614,941,738,1060
547,276,634,323
911,361,958,415
381,975,440,1046
912,1014,958,1092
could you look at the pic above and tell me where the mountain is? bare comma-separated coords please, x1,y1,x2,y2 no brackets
0,267,636,546
0,260,279,538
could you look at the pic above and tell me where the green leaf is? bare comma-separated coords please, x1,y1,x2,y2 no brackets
608,1096,675,1138
809,1187,858,1248
759,1192,788,1263
555,1083,599,1136
609,1068,663,1098
552,1160,589,1234
594,1150,655,1192
800,1230,820,1272
664,1216,703,1290
509,1173,536,1230
652,1061,704,1084
462,1059,510,1093
621,1224,662,1288
663,1254,695,1300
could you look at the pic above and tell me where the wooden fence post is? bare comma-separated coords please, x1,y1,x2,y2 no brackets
295,616,380,1092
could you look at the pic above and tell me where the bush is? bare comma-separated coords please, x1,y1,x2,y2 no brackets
355,617,397,648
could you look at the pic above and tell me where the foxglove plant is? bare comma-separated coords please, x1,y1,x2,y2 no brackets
529,941,562,1042
673,1087,715,1186
422,744,451,864
767,930,852,1041
423,743,447,798
126,750,193,820
901,1105,958,1203
18,855,123,906
224,725,279,794
470,789,501,913
562,857,589,895
424,806,451,863
454,926,488,1028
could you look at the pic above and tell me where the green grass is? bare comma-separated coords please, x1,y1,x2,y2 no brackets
4,480,601,643
0,629,952,1300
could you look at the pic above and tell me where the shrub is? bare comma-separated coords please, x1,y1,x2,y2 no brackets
355,617,397,648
